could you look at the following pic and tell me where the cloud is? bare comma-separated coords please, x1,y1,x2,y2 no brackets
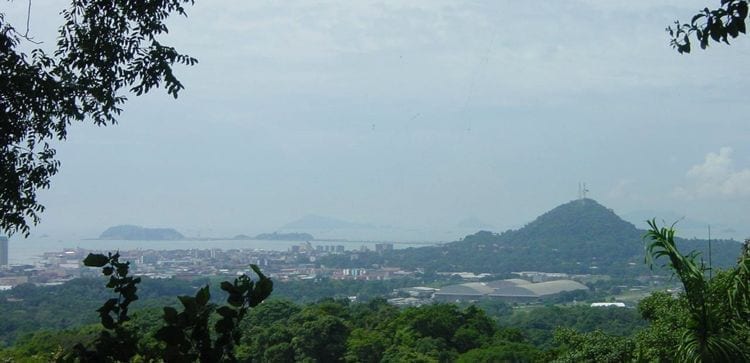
607,179,635,199
674,147,750,199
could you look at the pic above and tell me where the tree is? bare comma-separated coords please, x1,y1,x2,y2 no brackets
290,314,350,362
552,327,635,363
633,291,688,362
1,0,197,236
669,0,749,53
643,220,750,362
456,342,540,363
345,328,389,363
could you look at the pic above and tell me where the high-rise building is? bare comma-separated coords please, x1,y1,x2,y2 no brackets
375,243,394,254
0,236,8,267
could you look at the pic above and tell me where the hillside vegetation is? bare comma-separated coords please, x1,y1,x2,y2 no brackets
99,225,185,241
321,199,742,276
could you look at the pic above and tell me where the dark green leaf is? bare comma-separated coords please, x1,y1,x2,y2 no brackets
83,253,109,267
97,298,118,314
217,306,238,318
227,294,244,307
196,285,210,306
178,295,197,313
156,326,184,345
164,306,178,324
214,317,234,333
102,266,114,276
250,264,267,279
739,1,749,18
220,280,237,294
100,313,115,329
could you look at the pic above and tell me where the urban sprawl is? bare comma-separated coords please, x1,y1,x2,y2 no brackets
0,239,671,307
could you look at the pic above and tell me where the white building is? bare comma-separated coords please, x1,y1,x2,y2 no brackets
591,302,626,307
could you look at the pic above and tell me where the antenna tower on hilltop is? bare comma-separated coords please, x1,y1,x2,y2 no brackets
578,182,589,200
707,224,712,279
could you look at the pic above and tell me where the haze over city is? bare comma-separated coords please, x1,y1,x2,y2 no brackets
4,1,750,240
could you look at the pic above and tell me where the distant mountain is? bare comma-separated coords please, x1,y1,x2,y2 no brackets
99,225,184,241
320,199,743,276
622,209,706,229
280,215,372,230
254,232,314,241
621,209,743,240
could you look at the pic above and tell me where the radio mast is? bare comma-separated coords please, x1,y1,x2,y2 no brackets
578,182,589,200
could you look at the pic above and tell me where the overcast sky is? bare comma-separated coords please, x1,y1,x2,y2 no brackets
6,1,750,240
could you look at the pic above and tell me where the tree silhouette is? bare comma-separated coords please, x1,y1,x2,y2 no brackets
1,1,197,236
68,252,273,362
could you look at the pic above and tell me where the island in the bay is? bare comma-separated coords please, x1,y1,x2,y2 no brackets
98,225,185,240
252,232,314,241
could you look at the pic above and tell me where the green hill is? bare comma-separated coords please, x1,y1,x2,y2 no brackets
321,199,743,276
98,225,184,240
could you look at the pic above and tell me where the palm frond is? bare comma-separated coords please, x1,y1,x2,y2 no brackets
644,220,750,362
644,219,706,305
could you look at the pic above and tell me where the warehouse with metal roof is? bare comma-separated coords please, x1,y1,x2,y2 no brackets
433,278,588,302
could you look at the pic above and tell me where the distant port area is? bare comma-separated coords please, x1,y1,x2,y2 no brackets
0,242,407,288
0,242,678,309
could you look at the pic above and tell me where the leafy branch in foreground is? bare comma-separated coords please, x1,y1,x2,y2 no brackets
71,252,141,361
668,0,749,53
68,252,272,362
1,0,197,237
644,220,748,362
157,266,273,362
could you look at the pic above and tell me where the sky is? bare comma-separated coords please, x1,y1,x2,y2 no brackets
5,1,750,241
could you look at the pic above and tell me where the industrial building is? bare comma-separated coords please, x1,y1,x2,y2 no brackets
433,278,588,303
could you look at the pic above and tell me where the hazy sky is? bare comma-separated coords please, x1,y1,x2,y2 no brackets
6,1,750,240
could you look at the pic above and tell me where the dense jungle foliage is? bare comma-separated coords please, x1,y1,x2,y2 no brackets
1,288,745,362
